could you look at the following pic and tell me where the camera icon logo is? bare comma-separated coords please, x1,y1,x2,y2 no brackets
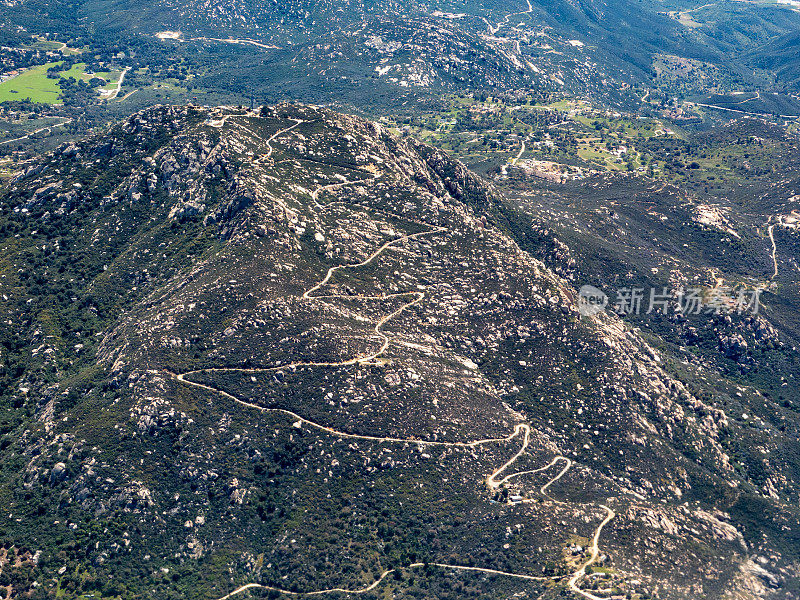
577,285,608,317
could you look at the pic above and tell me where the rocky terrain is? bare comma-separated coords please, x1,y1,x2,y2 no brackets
0,104,799,600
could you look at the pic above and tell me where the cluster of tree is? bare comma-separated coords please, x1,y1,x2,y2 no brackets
45,60,75,78
0,47,47,73
57,76,101,107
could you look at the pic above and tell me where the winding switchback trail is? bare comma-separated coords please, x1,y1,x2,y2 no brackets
264,118,304,161
310,172,380,209
172,117,619,599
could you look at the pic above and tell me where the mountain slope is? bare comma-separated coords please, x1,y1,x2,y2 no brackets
0,105,798,599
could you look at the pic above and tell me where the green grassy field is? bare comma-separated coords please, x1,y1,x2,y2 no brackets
0,62,89,103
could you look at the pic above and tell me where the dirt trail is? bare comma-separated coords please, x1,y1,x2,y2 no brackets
171,115,618,600
567,506,617,600
0,118,72,146
768,222,779,279
511,140,526,165
106,67,130,100
486,0,534,35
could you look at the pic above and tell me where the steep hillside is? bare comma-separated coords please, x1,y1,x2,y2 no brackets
0,105,798,600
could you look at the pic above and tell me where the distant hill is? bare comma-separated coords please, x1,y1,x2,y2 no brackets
5,0,800,110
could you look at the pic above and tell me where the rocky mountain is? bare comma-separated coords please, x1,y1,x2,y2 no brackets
1,104,799,599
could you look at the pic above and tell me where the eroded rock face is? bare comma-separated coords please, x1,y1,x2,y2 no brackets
720,333,748,360
49,462,67,484
0,104,796,600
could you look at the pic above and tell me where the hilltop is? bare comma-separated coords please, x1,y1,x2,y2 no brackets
0,104,798,599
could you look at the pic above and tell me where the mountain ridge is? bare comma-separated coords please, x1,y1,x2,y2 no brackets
0,103,797,599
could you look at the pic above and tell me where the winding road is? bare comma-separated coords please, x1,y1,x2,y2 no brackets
486,0,534,35
263,118,303,160
567,506,617,600
172,115,619,600
217,560,561,600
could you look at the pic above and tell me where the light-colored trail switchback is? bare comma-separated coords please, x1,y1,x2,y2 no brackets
170,115,618,600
